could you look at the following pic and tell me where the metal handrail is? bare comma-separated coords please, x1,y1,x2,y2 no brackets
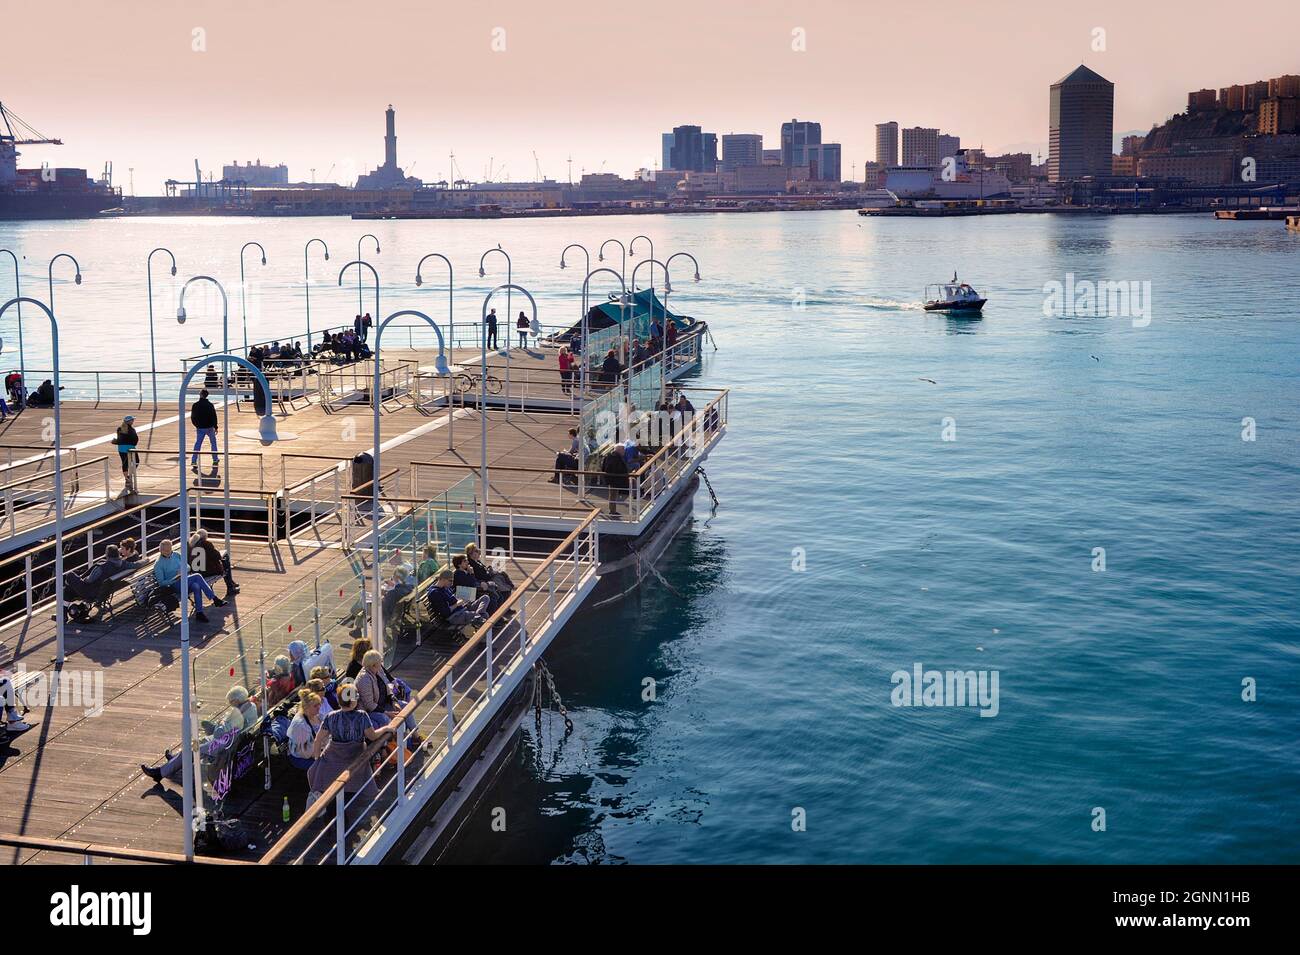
260,507,600,864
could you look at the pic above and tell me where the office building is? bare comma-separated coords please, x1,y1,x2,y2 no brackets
901,126,939,165
937,133,961,163
721,133,763,172
875,122,899,167
1048,65,1114,182
668,125,717,172
780,119,822,167
661,133,675,171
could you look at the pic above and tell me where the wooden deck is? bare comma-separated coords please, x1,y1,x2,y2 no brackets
0,535,545,864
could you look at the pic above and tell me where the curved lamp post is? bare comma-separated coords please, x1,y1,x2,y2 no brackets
579,267,627,493
146,247,177,408
177,276,236,548
478,246,513,416
631,256,671,400
47,252,82,317
0,297,66,662
662,251,702,403
238,242,266,355
369,310,449,655
303,238,329,350
415,252,454,348
356,234,380,319
337,260,380,333
175,354,278,861
630,234,655,340
479,284,538,546
0,249,23,390
560,243,591,412
598,239,631,350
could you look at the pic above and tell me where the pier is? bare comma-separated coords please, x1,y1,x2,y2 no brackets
0,254,725,864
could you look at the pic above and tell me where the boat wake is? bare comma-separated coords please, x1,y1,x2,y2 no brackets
863,297,925,312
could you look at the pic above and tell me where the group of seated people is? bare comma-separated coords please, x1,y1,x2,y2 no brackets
311,330,372,363
412,541,513,632
61,530,239,624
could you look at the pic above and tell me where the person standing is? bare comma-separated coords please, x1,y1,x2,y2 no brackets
516,311,529,349
115,414,139,495
353,313,364,339
189,389,218,472
485,308,499,350
558,346,573,394
361,312,373,341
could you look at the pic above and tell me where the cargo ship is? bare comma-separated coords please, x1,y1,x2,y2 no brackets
1,101,121,220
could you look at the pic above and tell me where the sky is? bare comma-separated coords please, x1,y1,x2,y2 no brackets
4,0,1298,194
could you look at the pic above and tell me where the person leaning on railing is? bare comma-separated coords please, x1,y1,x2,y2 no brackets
307,679,391,817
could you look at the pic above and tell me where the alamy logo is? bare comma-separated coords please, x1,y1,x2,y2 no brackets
891,663,1000,717
49,885,152,935
1042,272,1152,327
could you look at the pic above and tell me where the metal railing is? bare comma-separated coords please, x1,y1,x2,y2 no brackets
0,455,114,540
0,831,249,866
7,369,190,407
259,507,600,865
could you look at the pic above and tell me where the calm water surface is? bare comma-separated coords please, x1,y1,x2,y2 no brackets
2,211,1297,863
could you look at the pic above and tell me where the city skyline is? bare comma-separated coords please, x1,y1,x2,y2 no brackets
4,0,1299,192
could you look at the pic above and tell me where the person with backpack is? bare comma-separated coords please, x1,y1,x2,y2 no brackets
115,414,139,494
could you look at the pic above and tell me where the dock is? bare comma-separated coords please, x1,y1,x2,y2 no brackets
0,290,726,865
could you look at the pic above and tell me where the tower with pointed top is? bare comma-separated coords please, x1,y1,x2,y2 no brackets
384,104,397,170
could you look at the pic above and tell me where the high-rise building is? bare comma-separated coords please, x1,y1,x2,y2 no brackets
875,122,899,167
808,143,842,182
937,133,961,162
1268,74,1299,98
1187,89,1218,112
761,149,782,165
1048,65,1114,182
721,134,763,171
780,119,822,167
901,126,939,165
661,133,675,170
668,125,717,172
1258,97,1300,135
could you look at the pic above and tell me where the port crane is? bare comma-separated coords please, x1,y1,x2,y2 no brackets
1,101,63,180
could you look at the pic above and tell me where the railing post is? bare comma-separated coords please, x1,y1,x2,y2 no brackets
103,458,111,501
548,564,556,620
395,721,407,795
518,591,528,654
24,554,33,618
444,672,455,740
335,789,347,864
485,624,494,697
140,507,148,552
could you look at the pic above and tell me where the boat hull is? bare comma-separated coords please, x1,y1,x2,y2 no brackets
923,299,986,312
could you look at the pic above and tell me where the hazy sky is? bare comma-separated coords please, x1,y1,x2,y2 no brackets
5,0,1297,193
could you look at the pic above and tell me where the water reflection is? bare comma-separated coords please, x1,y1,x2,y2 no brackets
433,519,727,864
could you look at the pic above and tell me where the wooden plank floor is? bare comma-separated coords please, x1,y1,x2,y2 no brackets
0,533,548,864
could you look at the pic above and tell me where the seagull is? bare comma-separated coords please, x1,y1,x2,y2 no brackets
200,337,212,349
1090,354,1100,362
918,377,937,384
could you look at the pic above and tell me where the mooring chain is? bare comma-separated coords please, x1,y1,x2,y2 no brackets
535,659,574,734
697,467,720,508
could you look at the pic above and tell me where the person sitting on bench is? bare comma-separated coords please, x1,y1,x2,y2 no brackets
153,538,225,623
190,528,238,596
425,569,491,630
288,639,335,687
285,688,325,772
550,428,581,484
265,655,297,707
63,544,129,612
140,685,258,783
0,670,32,734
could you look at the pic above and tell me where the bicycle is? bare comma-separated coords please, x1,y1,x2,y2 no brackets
453,370,503,397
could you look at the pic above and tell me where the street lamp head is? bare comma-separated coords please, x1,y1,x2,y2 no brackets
664,282,673,294
478,268,485,278
434,354,450,376
74,273,82,285
324,251,330,261
176,306,187,323
260,257,266,266
694,273,701,282
598,253,605,262
170,266,177,277
559,259,566,269
257,414,279,445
